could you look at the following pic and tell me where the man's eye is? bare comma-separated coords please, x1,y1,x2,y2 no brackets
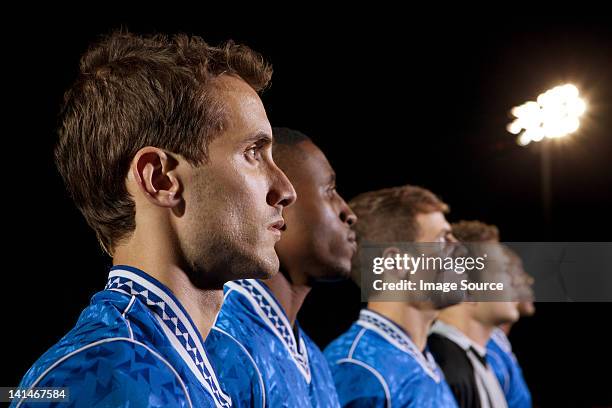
439,232,451,243
246,146,260,161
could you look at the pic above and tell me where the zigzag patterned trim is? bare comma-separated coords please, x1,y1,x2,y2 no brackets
357,309,441,382
106,268,232,408
227,279,311,382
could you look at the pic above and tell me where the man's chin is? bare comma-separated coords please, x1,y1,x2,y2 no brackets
250,254,280,280
425,290,466,310
255,267,279,280
223,251,279,282
518,301,536,317
315,261,352,283
336,265,353,280
494,314,520,326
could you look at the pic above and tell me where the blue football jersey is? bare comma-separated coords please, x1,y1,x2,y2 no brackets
13,265,231,408
486,328,532,408
205,279,340,407
325,309,458,408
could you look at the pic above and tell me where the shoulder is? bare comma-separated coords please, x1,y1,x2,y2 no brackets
326,326,391,403
214,286,261,337
328,326,408,374
428,333,470,369
427,334,475,388
17,338,190,408
205,327,264,408
488,328,513,354
331,358,390,407
17,292,139,385
206,327,262,378
324,324,368,362
301,329,326,362
428,335,479,407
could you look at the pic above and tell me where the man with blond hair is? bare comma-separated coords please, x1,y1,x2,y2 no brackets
450,221,533,408
428,220,522,408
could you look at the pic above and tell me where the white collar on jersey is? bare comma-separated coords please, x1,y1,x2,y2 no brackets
430,319,487,357
357,309,441,382
490,327,513,354
106,265,232,408
225,279,311,383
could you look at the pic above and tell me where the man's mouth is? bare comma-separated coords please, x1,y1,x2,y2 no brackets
267,219,286,237
347,232,357,252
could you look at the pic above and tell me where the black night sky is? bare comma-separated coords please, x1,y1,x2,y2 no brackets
4,11,612,407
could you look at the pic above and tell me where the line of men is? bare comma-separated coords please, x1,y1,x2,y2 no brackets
14,31,534,407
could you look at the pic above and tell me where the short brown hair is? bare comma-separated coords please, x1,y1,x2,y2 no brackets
55,30,272,254
452,220,500,242
349,185,449,243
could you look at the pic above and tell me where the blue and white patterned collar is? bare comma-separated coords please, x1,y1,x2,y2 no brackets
225,279,311,383
106,265,232,408
358,309,441,382
490,327,513,354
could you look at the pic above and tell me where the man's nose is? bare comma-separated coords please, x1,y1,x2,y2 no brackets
339,198,357,226
267,164,297,209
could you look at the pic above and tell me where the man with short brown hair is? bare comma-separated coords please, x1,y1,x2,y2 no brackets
325,185,459,407
13,31,296,408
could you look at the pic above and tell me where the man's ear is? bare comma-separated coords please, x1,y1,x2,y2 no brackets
129,147,182,208
381,247,405,278
382,246,401,259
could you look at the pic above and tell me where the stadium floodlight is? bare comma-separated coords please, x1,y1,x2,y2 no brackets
507,84,587,146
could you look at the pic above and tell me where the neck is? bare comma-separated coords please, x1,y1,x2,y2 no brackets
263,270,311,328
438,311,494,348
368,302,438,351
113,227,223,341
499,322,513,335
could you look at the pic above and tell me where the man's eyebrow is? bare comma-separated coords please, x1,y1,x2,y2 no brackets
242,131,273,145
328,172,336,185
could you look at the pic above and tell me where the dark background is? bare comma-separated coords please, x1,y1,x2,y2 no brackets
3,11,612,408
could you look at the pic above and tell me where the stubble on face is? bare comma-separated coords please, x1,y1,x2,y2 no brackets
175,76,286,288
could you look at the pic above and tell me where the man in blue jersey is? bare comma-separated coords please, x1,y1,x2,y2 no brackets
488,247,534,408
13,31,296,407
452,221,533,408
325,185,460,407
487,326,532,408
206,128,357,407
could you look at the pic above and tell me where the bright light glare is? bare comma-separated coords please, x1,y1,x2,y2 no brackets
508,84,587,146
